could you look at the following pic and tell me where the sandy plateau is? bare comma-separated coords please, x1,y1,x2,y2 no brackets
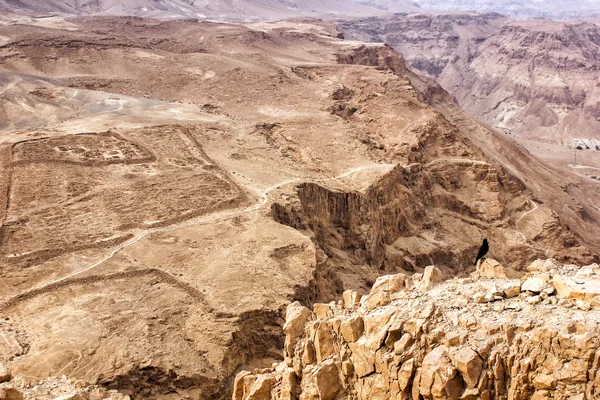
0,15,598,400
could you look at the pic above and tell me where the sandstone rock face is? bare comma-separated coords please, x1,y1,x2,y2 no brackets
235,259,600,400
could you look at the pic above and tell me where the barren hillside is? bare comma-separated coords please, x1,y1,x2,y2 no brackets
0,15,599,400
341,14,600,180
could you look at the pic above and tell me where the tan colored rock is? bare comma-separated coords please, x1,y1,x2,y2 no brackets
527,259,560,273
502,280,521,298
315,359,341,400
245,374,276,400
342,290,362,308
420,346,463,399
451,347,483,388
575,264,600,278
340,315,364,343
364,309,397,350
233,371,252,400
553,275,600,300
280,367,298,400
477,259,507,278
314,321,336,363
521,277,547,293
0,365,10,384
349,340,375,378
313,303,330,320
366,273,406,309
532,375,555,391
0,386,23,400
394,333,413,355
283,302,313,358
445,331,461,347
398,358,415,391
419,266,443,291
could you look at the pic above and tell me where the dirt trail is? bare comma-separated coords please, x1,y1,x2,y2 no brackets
516,200,539,227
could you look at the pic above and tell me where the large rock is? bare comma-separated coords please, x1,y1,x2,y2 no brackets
245,374,276,400
419,266,443,291
314,359,341,400
521,277,547,294
477,259,507,278
0,386,23,400
283,302,313,357
552,276,600,300
314,321,336,362
366,273,406,310
0,365,10,384
340,315,364,343
420,346,463,399
451,347,483,388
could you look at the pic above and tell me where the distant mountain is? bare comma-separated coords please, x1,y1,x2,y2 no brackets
415,0,600,20
0,0,420,19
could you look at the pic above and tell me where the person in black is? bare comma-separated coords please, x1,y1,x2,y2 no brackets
474,238,489,266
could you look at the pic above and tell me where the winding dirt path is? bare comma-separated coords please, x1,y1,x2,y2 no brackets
516,200,539,227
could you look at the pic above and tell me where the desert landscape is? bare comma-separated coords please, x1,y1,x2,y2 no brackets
0,1,599,399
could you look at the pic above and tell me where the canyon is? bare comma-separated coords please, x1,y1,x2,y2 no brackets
0,3,599,400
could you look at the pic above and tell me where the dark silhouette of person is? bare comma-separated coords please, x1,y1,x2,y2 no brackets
474,238,489,266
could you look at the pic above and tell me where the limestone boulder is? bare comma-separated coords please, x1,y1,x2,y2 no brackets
342,290,362,309
419,266,443,291
283,302,313,357
314,359,341,400
502,281,521,298
366,273,406,309
314,321,336,363
245,374,276,400
553,276,600,301
477,259,506,278
451,347,483,388
420,346,463,399
521,277,547,294
0,386,23,400
340,315,364,343
0,365,10,384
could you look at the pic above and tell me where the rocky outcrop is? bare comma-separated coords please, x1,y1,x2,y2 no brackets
235,259,600,400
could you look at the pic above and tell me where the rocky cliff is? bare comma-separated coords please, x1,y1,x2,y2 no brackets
235,258,600,400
